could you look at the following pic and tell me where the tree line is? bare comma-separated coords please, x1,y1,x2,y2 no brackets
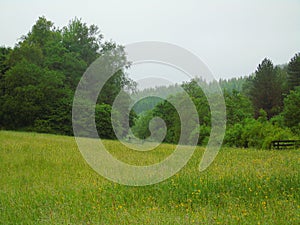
0,16,300,149
131,55,300,149
0,16,135,137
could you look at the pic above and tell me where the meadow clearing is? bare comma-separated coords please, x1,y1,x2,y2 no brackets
0,131,299,224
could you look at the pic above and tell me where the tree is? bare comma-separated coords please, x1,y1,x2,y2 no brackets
0,46,11,75
248,58,283,119
182,79,210,125
282,87,300,132
131,111,153,140
95,104,116,139
0,61,67,130
225,90,253,126
0,46,11,99
287,53,300,90
25,16,57,48
62,17,102,65
0,16,140,136
98,42,136,106
7,17,60,68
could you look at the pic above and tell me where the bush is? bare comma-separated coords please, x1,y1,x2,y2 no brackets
282,87,300,131
224,118,295,149
189,125,211,145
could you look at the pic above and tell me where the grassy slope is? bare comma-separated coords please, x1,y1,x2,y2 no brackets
0,131,299,224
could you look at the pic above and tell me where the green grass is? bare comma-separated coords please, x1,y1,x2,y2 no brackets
0,131,299,224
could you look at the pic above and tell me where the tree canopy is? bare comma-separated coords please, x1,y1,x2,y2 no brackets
248,58,283,119
0,16,299,149
287,53,300,90
0,16,135,136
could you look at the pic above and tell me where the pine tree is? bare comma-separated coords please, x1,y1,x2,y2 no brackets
287,53,300,90
249,58,283,119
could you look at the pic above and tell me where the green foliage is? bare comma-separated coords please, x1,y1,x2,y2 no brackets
131,111,153,139
0,61,67,129
218,76,247,92
257,109,267,123
1,16,299,149
7,42,44,67
248,58,284,119
0,47,10,110
287,53,300,90
224,118,295,149
182,79,210,125
131,77,297,148
225,90,253,126
0,46,12,75
95,104,116,139
189,125,211,145
131,84,182,114
282,87,300,133
62,17,102,65
132,80,210,145
132,96,164,114
0,17,135,136
153,97,181,143
25,16,57,48
270,114,285,128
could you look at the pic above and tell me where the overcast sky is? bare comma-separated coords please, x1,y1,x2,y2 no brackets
1,0,299,82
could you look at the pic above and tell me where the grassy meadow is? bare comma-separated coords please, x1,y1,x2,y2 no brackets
0,131,299,224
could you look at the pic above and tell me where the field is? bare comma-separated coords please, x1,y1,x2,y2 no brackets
0,131,299,224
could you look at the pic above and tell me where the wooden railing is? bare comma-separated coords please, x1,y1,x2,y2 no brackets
271,140,300,150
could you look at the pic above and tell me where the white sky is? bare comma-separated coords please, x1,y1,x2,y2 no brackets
1,0,299,83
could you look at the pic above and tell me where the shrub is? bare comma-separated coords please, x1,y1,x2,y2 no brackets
224,118,295,149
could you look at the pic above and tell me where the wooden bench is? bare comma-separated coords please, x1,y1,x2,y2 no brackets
271,140,300,150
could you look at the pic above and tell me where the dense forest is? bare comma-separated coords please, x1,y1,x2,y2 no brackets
0,16,136,138
132,57,300,149
1,17,300,149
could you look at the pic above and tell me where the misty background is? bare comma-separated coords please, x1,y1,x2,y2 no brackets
1,0,299,86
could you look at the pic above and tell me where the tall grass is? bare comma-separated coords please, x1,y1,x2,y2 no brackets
0,131,299,224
